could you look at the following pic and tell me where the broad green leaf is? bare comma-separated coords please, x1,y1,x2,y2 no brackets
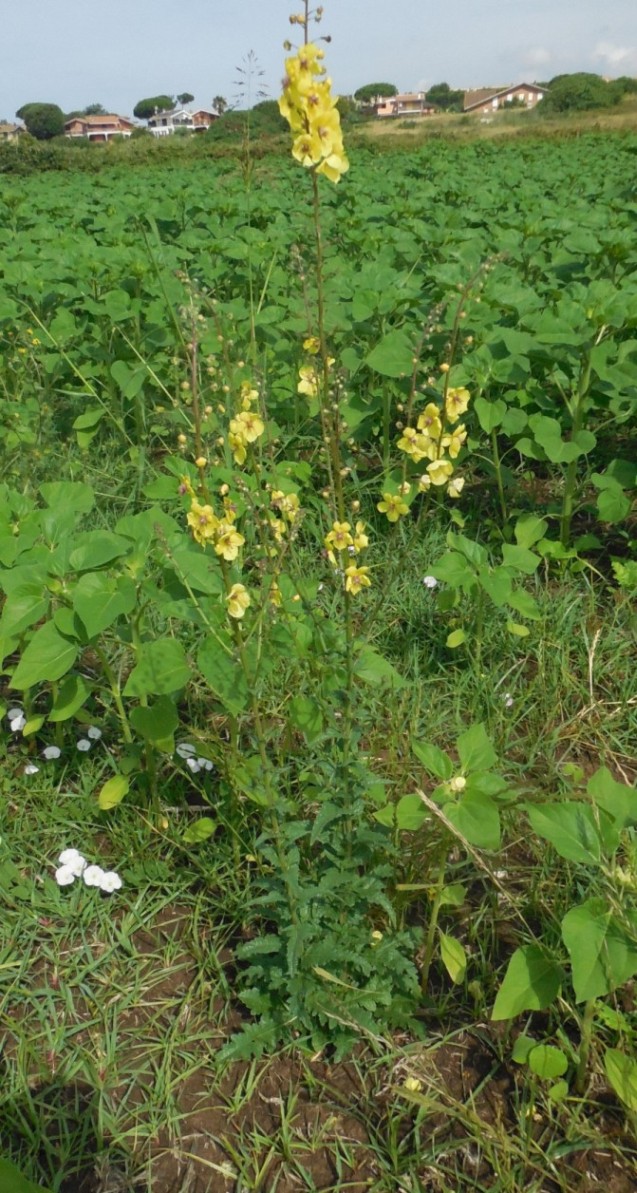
501,544,540,575
98,774,129,810
124,640,191,697
457,723,497,773
22,715,45,737
411,740,454,781
446,628,466,649
365,328,413,378
587,767,637,829
197,639,248,716
69,532,130,573
289,695,323,743
445,793,500,850
183,817,216,844
604,1049,637,1113
39,481,94,515
525,802,608,865
73,573,137,639
477,566,512,606
528,1045,568,1080
432,552,475,587
514,515,548,550
439,882,467,908
0,582,49,637
0,1157,52,1193
562,898,637,1002
130,697,179,749
474,396,506,433
507,620,530,638
353,645,406,689
439,932,467,983
512,1035,536,1064
11,622,78,690
506,588,541,620
492,945,563,1020
394,793,427,831
49,674,90,722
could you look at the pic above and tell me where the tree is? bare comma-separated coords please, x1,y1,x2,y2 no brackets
213,95,228,114
133,95,174,120
354,82,397,105
15,102,65,139
425,82,464,111
83,103,107,115
176,92,194,106
541,73,619,113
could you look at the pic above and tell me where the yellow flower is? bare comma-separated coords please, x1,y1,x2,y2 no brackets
231,410,265,443
316,151,349,183
418,473,432,493
417,404,443,439
240,381,258,409
442,423,467,459
397,427,429,462
293,130,323,167
194,456,207,469
187,500,219,546
303,335,320,354
403,1077,422,1094
269,581,282,607
271,490,300,522
353,521,369,552
445,387,470,423
226,583,250,619
298,364,319,397
229,432,247,465
344,565,371,595
447,475,465,499
377,492,409,522
214,523,245,561
427,459,454,486
222,496,238,522
269,517,287,543
324,521,353,552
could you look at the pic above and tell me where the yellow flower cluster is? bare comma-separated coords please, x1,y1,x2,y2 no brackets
396,388,471,500
226,583,250,620
279,43,349,183
228,409,265,465
323,519,371,594
187,498,245,560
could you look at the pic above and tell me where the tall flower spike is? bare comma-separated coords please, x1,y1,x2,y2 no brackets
279,34,348,183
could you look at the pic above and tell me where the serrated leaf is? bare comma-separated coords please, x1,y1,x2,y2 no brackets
98,774,129,810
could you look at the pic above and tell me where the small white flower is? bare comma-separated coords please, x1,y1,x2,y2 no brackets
502,692,514,709
42,745,62,760
186,756,202,773
55,864,76,887
8,707,23,720
58,849,87,876
422,575,438,589
202,759,213,772
99,871,123,893
176,742,197,759
24,763,40,775
82,864,106,887
87,726,102,741
77,738,92,752
9,713,26,733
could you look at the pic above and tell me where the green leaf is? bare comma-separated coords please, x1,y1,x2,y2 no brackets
183,817,216,844
353,645,406,689
411,740,454,781
457,723,497,773
98,774,129,810
124,640,191,697
130,696,179,750
365,328,413,378
49,674,91,722
439,882,467,908
506,588,541,620
39,481,94,515
0,1157,52,1193
69,532,130,572
507,620,530,638
587,767,637,829
289,695,323,743
562,898,637,1002
0,582,50,637
394,793,427,831
446,628,466,649
11,622,78,690
445,793,500,850
604,1048,637,1113
514,515,548,550
22,715,45,737
548,1079,569,1103
492,946,563,1020
474,396,506,433
197,639,248,716
432,552,475,587
528,1045,568,1080
72,573,137,638
525,802,608,865
439,931,467,984
512,1035,536,1064
501,544,540,575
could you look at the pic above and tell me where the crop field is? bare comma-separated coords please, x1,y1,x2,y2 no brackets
1,113,637,1193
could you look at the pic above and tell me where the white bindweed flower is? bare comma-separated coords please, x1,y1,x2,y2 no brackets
186,756,202,773
87,726,102,740
82,864,106,887
58,849,87,877
24,763,39,775
201,759,213,772
55,864,76,887
9,712,26,733
100,871,123,893
77,738,92,752
176,742,197,759
422,575,438,589
42,745,62,760
502,692,514,709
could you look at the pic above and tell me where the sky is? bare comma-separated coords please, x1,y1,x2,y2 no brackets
2,0,637,121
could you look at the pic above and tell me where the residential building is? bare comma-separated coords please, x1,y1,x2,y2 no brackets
64,114,137,141
147,107,217,135
463,84,549,113
0,122,25,142
375,92,436,118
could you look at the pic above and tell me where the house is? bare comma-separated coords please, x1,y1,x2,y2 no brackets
375,92,436,118
0,122,25,142
64,114,137,141
463,84,549,114
146,107,217,136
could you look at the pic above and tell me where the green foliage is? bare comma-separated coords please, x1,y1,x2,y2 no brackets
133,95,174,120
0,1158,51,1193
15,102,64,140
354,83,398,103
541,73,621,113
426,82,464,111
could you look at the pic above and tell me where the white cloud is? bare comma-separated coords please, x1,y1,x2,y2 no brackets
524,47,552,69
593,41,637,72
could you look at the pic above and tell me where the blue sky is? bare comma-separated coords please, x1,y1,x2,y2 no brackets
3,0,637,120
